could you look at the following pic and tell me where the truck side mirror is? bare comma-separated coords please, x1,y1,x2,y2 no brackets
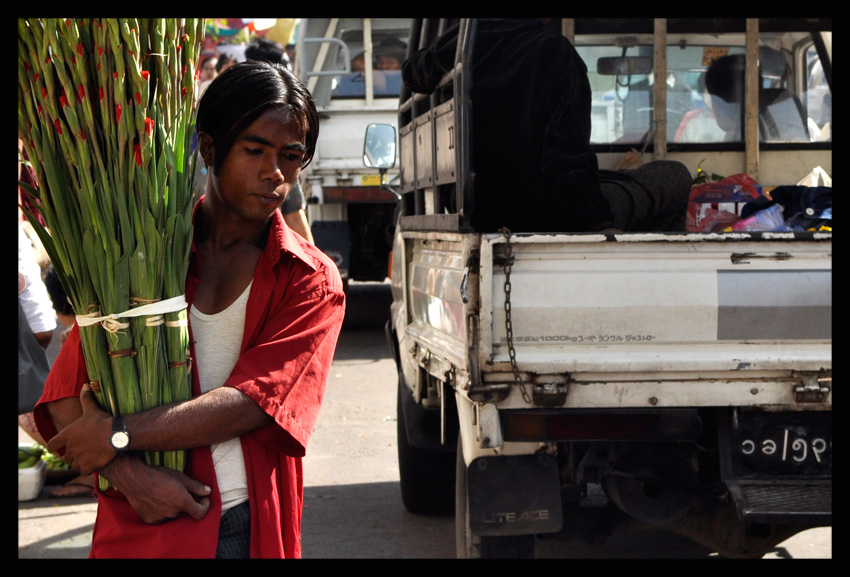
363,123,397,170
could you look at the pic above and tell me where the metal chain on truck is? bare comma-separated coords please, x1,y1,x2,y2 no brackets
500,228,532,404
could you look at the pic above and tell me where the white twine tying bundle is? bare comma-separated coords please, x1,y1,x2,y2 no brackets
76,295,188,334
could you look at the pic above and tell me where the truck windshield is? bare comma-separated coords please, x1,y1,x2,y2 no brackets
329,25,408,99
577,30,831,145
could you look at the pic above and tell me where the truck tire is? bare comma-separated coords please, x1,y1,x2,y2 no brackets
396,382,455,514
455,436,536,558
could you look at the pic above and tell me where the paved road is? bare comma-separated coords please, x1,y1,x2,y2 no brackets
18,281,832,559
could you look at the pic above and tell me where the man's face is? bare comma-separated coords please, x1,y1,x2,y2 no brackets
202,107,307,223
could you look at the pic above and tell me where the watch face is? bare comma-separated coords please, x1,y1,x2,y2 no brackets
111,431,130,450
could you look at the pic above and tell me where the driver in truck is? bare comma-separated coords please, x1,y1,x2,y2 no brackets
402,18,692,234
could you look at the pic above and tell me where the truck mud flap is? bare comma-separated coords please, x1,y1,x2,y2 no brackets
468,453,562,536
718,409,831,525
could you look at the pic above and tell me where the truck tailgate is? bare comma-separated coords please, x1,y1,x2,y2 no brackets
479,232,832,377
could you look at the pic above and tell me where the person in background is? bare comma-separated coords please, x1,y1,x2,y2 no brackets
351,51,367,72
285,44,296,70
17,219,56,442
279,180,314,243
243,37,315,242
216,53,237,75
376,53,402,71
674,72,728,143
35,60,345,558
18,149,55,350
39,265,98,499
18,145,61,485
198,55,218,101
374,37,406,70
245,37,286,67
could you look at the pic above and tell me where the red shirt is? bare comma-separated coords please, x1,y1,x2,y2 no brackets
35,205,346,558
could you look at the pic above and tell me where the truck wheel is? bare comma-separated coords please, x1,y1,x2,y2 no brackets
396,383,455,514
455,436,536,558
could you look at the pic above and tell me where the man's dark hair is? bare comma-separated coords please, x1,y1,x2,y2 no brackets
245,37,284,64
196,60,319,175
44,265,73,316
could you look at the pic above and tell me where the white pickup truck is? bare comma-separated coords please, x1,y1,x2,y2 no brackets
369,18,831,558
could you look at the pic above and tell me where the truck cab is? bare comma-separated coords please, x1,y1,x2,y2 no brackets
295,18,410,284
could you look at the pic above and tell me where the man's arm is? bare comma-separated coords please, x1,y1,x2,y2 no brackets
401,24,460,94
45,394,214,524
48,383,272,475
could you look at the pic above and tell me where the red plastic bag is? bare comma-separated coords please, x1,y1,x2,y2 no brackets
689,173,762,204
687,173,763,232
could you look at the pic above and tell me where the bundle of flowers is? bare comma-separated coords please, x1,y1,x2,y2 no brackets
18,18,204,490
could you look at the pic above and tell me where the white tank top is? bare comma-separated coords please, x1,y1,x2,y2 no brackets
189,281,252,514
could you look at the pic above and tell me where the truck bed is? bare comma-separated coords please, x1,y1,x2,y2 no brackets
399,229,832,409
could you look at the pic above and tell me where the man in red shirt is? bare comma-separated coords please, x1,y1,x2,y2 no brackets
35,61,346,558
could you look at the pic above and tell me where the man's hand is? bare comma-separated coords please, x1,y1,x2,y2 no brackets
101,455,212,524
47,384,115,475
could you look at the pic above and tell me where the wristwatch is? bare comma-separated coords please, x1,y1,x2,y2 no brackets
109,416,132,453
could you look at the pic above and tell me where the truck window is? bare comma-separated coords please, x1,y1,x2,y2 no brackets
329,27,408,99
577,30,831,145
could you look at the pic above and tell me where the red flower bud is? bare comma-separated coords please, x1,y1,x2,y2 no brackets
141,70,150,81
134,143,142,166
34,73,39,83
113,72,118,79
24,61,31,71
181,86,187,97
99,87,104,101
98,46,103,57
41,87,47,99
116,104,122,123
77,85,85,102
135,92,141,105
81,130,86,141
78,43,83,56
145,117,154,137
60,95,68,108
54,119,62,135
